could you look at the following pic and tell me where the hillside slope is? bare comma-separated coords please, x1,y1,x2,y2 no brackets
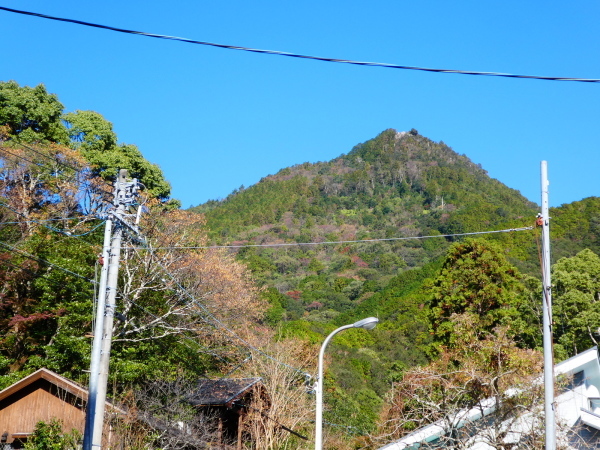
191,129,538,296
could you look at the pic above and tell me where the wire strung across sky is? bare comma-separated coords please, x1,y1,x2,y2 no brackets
137,226,534,250
151,253,314,379
0,142,82,174
0,202,106,238
0,239,97,284
117,290,238,369
12,141,82,173
0,146,46,169
1,5,599,84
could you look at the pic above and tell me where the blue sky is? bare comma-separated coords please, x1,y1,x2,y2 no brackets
1,1,599,208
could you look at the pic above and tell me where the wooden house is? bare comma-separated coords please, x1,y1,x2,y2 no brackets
188,377,269,449
0,368,123,448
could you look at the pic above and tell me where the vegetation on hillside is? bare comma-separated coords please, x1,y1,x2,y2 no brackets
2,81,599,448
189,128,600,445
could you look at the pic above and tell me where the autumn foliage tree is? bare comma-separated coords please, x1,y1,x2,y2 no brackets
0,82,269,393
108,206,269,384
376,315,544,449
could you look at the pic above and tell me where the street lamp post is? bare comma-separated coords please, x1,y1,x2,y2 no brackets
315,317,379,450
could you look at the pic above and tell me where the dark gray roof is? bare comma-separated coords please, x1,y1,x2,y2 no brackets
188,378,263,406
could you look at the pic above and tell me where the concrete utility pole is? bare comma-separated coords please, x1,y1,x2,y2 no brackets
540,161,556,450
84,170,140,449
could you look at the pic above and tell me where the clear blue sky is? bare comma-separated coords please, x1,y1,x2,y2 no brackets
2,1,599,208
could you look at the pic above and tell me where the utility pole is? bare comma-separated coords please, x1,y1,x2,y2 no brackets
540,161,556,450
84,170,140,449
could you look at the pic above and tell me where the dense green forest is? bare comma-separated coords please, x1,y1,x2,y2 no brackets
2,81,600,448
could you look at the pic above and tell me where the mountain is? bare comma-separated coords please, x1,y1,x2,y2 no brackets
190,128,600,332
187,129,550,434
190,128,538,292
194,129,536,244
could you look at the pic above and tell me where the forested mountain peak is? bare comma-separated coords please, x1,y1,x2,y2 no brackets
192,128,536,245
264,128,487,187
188,128,542,325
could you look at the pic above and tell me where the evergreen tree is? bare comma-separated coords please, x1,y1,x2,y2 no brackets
553,248,600,358
428,239,539,350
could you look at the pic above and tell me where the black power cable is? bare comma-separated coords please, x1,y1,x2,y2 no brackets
1,5,599,83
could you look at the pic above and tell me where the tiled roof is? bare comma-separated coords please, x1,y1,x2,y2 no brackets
188,378,263,406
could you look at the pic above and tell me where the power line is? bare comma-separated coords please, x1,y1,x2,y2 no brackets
11,141,82,173
155,257,312,377
117,293,236,368
0,239,97,284
0,142,82,173
0,202,106,238
127,238,313,378
0,146,46,168
233,400,309,441
1,6,599,84
124,280,311,383
0,217,85,225
134,226,534,250
0,255,40,278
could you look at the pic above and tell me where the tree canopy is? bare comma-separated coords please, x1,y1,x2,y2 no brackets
428,239,540,350
553,248,600,358
0,81,173,202
0,81,68,143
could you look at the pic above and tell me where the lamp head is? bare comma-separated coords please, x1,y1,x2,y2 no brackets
352,317,379,330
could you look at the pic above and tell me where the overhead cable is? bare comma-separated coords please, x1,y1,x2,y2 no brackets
0,239,97,284
121,247,312,378
153,256,312,378
136,226,534,250
116,294,235,367
1,6,599,84
116,234,313,378
11,141,82,173
0,143,81,173
0,203,106,238
129,237,314,377
0,146,46,168
0,217,85,225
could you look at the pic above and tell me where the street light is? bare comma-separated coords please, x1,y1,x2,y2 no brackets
315,317,379,449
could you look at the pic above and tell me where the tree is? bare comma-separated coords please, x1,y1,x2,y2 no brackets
553,248,600,358
0,137,107,237
0,82,173,203
64,110,172,201
0,139,264,391
244,339,315,449
428,239,539,350
376,315,545,449
0,81,68,143
124,378,220,449
101,207,269,386
24,418,81,450
64,110,117,153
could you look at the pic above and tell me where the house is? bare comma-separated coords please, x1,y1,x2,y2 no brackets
188,377,269,449
381,347,600,449
0,370,270,449
0,368,123,448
